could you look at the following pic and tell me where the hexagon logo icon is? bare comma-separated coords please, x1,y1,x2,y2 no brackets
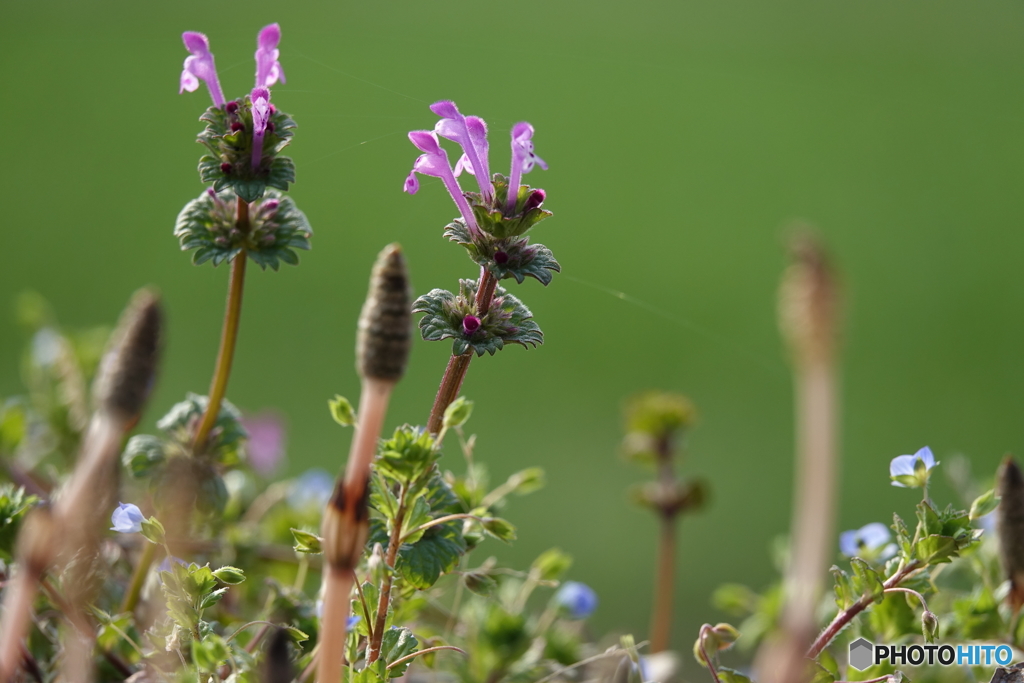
849,638,874,671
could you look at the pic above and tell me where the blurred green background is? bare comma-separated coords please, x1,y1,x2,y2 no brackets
3,0,1023,658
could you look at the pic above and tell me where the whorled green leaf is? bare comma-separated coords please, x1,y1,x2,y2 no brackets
174,188,312,271
195,99,297,201
463,174,553,239
444,219,560,286
156,393,247,467
122,434,166,479
413,279,543,357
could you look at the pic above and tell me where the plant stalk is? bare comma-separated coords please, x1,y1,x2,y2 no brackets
192,197,249,452
426,267,497,436
367,486,408,664
650,517,677,653
806,561,919,659
120,541,157,614
316,565,355,683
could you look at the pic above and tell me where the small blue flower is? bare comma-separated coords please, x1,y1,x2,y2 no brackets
347,615,360,630
890,446,938,489
554,581,598,619
839,522,896,560
110,503,144,534
289,469,335,510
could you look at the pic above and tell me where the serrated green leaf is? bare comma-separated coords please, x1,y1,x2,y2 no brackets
396,524,466,590
914,534,958,564
850,557,885,604
380,627,418,678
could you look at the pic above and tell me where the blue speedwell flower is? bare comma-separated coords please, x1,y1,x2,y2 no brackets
839,522,896,561
555,581,598,619
288,469,334,510
890,446,938,489
110,503,144,534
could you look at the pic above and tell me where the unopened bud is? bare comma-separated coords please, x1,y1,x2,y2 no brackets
93,290,162,421
356,244,412,382
997,455,1024,610
778,231,839,365
320,477,370,570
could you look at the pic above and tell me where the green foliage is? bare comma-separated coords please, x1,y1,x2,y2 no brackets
195,99,297,202
328,394,356,427
465,175,553,240
444,219,560,286
174,188,312,270
414,279,543,356
0,484,38,561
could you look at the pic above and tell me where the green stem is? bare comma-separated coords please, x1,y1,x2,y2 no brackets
193,197,249,452
120,541,157,614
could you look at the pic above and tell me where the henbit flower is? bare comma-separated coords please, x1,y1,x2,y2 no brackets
251,86,272,168
180,32,225,108
462,314,482,336
313,601,360,630
506,122,548,214
110,502,145,534
839,522,897,560
431,101,493,200
890,446,938,489
405,130,481,238
554,581,598,619
254,23,286,88
241,412,286,476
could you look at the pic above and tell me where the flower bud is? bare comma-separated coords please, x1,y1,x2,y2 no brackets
997,455,1024,610
226,101,239,114
356,244,412,382
462,314,482,336
92,289,162,422
493,251,509,265
220,162,233,174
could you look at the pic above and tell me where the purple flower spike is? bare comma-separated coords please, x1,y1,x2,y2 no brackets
507,122,547,214
406,130,481,238
255,23,286,88
431,101,493,200
180,31,225,108
462,315,482,335
251,86,271,169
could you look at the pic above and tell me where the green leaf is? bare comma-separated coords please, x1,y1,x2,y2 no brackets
718,669,753,683
140,516,165,545
442,396,474,430
380,627,419,678
413,279,543,357
291,528,323,554
396,524,467,590
970,488,999,520
831,565,855,610
369,476,399,520
481,517,517,543
375,426,438,486
192,633,230,671
914,534,958,564
399,496,433,545
532,548,573,581
212,566,246,585
507,467,545,496
892,513,913,558
464,572,499,597
329,395,356,427
121,434,166,479
915,499,943,536
850,557,885,604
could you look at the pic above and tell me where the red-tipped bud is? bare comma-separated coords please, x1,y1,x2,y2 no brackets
226,101,240,114
462,315,482,336
493,251,509,265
